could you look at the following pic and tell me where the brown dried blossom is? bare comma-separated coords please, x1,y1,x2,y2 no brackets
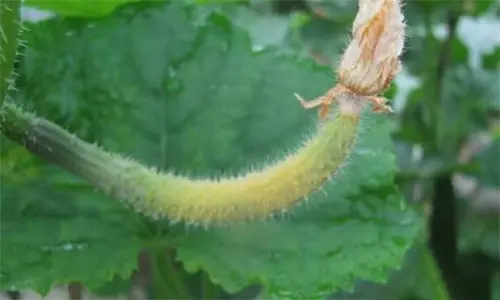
295,0,406,117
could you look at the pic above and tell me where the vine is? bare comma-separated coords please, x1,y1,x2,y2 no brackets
0,0,22,106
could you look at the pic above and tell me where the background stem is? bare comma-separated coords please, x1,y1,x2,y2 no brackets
148,248,190,299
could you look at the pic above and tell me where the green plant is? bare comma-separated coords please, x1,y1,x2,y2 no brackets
1,0,498,299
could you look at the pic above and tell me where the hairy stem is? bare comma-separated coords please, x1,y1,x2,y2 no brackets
0,0,22,106
0,99,360,226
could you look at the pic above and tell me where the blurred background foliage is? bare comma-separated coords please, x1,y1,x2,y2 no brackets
1,0,499,299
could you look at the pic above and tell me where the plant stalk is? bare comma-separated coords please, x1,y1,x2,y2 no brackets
0,0,22,106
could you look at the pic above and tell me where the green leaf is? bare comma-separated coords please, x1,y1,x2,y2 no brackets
403,30,469,78
330,239,450,300
482,46,500,71
304,0,357,22
469,0,496,16
493,272,500,300
288,17,349,67
185,0,250,4
435,65,499,153
90,274,132,297
471,137,500,188
0,167,146,294
398,65,497,153
24,0,141,17
4,1,422,298
458,196,499,262
217,5,292,50
414,0,462,17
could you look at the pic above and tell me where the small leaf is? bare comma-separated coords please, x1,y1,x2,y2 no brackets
471,138,500,188
458,196,499,262
304,0,357,22
24,0,140,17
436,66,499,153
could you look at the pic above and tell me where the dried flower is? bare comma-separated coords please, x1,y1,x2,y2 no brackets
295,0,406,117
338,0,406,95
